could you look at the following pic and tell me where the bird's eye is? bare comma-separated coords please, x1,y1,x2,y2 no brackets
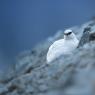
68,32,72,35
64,32,72,35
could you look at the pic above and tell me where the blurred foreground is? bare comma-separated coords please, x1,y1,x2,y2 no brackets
0,20,95,95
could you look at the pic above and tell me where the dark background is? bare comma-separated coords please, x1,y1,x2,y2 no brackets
0,0,95,71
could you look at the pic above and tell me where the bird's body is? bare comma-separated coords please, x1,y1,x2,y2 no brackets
47,29,79,63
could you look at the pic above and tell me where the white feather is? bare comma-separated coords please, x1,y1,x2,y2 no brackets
47,29,79,63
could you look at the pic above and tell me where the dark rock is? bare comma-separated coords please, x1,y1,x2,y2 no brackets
77,26,91,48
90,32,95,41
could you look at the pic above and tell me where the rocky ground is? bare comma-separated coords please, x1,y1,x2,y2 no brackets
0,20,95,95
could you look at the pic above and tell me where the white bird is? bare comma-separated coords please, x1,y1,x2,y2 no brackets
47,29,79,63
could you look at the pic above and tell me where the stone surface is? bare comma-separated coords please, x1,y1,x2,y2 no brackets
0,20,95,95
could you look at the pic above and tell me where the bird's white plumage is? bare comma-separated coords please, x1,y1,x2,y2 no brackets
47,29,79,63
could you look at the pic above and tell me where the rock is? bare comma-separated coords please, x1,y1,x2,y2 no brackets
77,26,91,48
0,84,8,95
90,32,95,41
78,25,95,48
0,20,95,95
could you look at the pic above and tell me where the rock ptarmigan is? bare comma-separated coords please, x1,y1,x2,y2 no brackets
47,29,79,63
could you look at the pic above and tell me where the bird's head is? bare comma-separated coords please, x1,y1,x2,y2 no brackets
64,29,76,40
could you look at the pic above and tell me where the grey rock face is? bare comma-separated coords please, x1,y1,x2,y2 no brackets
77,26,91,48
0,20,95,95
